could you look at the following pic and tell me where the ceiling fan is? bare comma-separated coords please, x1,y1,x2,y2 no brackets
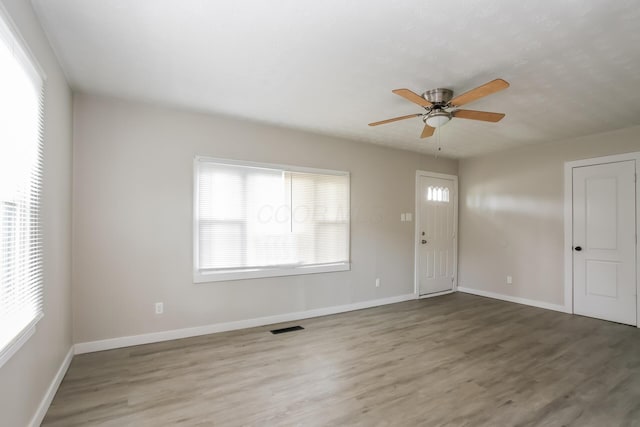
368,79,510,138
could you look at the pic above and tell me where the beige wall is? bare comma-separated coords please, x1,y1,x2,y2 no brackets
0,0,73,426
71,94,458,343
458,126,640,306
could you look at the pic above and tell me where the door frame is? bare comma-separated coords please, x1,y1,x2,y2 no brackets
563,152,640,327
414,170,459,298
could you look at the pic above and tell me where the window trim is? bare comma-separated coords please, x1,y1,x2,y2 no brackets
193,156,351,283
0,313,42,368
0,3,47,368
0,3,46,81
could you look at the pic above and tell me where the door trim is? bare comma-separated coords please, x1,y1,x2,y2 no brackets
563,152,640,327
414,170,459,297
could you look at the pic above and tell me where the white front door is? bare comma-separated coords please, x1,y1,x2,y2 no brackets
417,174,457,296
573,160,637,325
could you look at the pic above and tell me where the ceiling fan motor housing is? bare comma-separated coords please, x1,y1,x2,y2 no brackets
422,88,453,105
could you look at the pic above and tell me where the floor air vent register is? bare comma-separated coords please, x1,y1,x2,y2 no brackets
270,326,304,335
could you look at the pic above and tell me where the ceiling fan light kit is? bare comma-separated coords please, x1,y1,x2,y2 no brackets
369,78,510,139
424,110,451,128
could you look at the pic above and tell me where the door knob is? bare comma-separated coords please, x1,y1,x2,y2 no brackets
574,246,582,252
421,240,427,244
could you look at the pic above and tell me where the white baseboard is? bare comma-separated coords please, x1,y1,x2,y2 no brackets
418,289,455,299
75,293,417,354
29,346,74,427
457,287,571,314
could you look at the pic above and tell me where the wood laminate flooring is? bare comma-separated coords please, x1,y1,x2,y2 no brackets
42,293,640,426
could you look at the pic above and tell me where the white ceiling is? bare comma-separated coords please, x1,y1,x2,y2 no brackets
33,0,640,158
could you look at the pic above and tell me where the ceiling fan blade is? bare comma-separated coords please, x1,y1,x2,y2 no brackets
392,89,433,107
421,124,435,138
368,114,421,126
449,79,509,107
452,109,505,122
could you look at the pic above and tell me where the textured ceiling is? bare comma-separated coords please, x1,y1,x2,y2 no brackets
33,0,640,158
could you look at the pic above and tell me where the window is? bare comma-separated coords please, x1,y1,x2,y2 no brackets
427,186,450,203
194,157,350,282
0,11,45,366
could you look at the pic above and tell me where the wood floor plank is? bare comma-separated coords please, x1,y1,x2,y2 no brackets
42,294,640,426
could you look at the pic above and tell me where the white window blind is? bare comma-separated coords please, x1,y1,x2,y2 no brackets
194,158,350,282
0,11,45,366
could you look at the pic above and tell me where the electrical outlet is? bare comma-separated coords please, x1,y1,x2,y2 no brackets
375,278,380,287
155,302,164,314
506,276,513,285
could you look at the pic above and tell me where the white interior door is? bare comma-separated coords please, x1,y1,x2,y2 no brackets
573,160,636,325
417,174,456,296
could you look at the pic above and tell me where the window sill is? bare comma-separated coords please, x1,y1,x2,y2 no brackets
194,262,350,283
0,313,42,369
